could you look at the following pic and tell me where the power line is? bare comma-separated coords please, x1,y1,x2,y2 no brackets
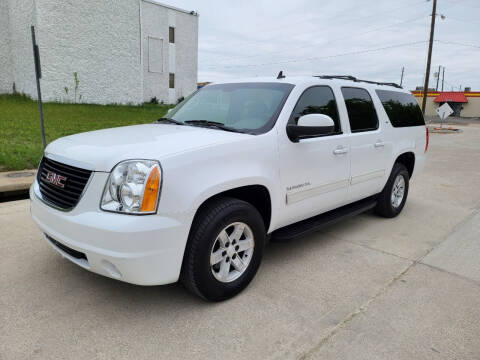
204,41,428,69
253,0,426,36
444,16,480,26
204,15,429,66
443,0,480,9
203,0,429,62
442,79,460,91
436,40,480,49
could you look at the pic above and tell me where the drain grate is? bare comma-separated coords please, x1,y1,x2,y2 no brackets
6,171,36,178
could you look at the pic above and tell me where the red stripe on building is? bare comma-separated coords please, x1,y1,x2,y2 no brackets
434,92,468,103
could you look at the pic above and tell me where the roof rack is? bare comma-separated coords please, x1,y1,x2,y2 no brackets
313,75,403,89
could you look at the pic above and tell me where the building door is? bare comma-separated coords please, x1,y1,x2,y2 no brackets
447,102,462,117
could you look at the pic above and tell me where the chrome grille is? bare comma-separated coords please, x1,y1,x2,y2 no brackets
37,157,92,210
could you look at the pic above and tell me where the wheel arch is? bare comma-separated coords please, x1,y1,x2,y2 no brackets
394,151,415,178
191,184,273,233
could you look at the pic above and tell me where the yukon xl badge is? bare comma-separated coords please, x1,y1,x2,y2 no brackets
286,182,311,192
45,171,67,188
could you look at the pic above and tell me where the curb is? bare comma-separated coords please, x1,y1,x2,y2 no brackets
0,170,36,200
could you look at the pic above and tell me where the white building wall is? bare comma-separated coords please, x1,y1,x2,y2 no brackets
35,0,142,104
141,1,170,103
1,0,197,104
174,10,198,102
0,0,13,93
4,0,38,97
167,10,176,104
141,0,198,104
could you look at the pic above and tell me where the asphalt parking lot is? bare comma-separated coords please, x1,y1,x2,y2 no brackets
1,124,480,359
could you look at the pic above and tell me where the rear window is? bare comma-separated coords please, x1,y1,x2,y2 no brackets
376,90,425,127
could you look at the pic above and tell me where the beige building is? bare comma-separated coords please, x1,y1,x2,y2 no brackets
412,91,480,118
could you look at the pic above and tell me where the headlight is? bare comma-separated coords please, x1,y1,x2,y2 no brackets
101,160,161,214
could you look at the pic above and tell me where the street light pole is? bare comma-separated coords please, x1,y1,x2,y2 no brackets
422,0,437,115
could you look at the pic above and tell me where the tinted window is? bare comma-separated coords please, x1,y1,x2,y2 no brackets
376,90,425,127
169,73,175,89
169,27,175,43
289,86,341,134
341,87,378,132
166,82,294,134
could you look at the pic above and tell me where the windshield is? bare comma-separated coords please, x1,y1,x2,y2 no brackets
165,82,294,134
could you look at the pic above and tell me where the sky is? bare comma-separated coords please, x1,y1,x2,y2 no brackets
171,0,480,91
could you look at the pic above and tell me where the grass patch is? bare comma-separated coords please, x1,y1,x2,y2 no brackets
0,94,172,171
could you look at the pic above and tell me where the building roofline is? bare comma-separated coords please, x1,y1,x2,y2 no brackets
141,0,199,16
411,90,480,97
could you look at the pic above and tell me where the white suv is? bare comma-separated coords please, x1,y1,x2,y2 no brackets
30,75,428,301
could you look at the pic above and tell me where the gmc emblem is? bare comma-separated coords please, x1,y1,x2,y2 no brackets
45,171,67,188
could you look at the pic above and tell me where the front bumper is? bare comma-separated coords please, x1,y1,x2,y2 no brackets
30,173,192,285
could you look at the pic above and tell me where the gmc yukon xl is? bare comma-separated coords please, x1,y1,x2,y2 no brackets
30,75,428,301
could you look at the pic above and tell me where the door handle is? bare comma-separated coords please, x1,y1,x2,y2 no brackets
374,141,385,148
333,146,348,155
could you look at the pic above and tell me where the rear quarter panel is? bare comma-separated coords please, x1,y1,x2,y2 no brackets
384,123,426,180
371,90,427,183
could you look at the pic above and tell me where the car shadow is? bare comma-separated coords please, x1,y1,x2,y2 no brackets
49,210,377,308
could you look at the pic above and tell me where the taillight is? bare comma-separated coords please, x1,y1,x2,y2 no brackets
425,127,429,153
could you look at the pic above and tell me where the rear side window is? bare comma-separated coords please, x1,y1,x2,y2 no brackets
341,87,378,132
289,86,341,134
376,90,425,127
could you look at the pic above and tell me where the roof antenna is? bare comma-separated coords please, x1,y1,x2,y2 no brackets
277,71,285,79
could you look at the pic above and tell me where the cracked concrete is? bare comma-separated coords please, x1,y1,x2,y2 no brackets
302,206,480,360
1,125,480,359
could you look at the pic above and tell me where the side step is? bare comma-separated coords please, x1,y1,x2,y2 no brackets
270,196,378,242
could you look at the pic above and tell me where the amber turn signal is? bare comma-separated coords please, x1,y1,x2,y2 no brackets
141,165,160,212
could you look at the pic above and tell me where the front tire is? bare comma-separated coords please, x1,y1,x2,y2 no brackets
181,197,265,301
375,163,409,218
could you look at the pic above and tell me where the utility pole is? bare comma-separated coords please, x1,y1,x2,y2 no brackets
435,65,441,91
400,66,405,87
441,66,445,91
422,0,437,115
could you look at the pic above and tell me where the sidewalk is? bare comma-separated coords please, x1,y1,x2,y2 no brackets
0,170,36,198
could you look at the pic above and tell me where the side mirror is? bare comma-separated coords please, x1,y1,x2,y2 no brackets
287,114,335,142
167,108,173,114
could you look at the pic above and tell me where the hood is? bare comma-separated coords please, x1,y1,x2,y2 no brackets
45,124,250,171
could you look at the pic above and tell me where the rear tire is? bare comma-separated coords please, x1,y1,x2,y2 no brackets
375,163,409,218
181,197,265,301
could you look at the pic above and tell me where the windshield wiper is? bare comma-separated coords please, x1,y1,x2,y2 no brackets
184,120,244,133
156,117,184,125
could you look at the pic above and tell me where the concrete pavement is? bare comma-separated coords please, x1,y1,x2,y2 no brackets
1,125,480,359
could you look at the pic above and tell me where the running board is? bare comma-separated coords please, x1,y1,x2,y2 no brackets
270,196,378,242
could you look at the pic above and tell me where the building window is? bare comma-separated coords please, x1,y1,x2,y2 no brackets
169,73,175,89
169,27,175,43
